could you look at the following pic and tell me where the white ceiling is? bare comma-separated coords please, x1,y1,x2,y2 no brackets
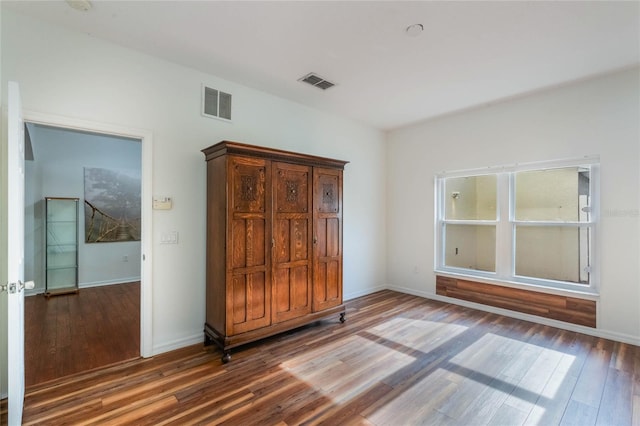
4,1,639,131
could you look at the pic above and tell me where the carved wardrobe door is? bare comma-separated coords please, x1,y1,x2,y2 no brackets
272,162,313,323
227,155,272,334
313,167,343,312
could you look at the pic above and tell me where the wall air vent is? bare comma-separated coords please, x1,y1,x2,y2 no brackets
299,73,336,90
202,85,232,121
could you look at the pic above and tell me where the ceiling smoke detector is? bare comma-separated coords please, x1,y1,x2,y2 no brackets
298,73,336,90
66,0,92,12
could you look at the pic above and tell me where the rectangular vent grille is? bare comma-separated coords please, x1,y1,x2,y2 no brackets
202,85,232,121
299,73,336,90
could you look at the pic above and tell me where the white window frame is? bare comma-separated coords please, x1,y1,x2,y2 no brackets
435,156,599,295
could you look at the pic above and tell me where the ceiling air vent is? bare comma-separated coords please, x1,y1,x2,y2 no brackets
202,85,232,121
299,73,336,90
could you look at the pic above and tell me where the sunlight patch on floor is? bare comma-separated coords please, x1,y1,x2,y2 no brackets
450,333,576,396
444,333,577,424
282,334,414,404
368,317,469,353
281,319,468,407
366,366,460,425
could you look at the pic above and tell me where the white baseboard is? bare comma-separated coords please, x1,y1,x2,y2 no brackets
387,283,640,346
26,278,141,295
344,285,387,301
152,333,203,356
80,277,141,288
25,278,141,296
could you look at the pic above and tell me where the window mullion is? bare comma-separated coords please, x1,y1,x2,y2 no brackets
434,177,444,270
495,172,512,280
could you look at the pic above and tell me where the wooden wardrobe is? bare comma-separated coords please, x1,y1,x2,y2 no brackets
202,141,347,362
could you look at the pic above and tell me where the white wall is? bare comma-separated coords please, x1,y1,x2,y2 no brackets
25,124,142,293
1,9,387,356
387,67,640,344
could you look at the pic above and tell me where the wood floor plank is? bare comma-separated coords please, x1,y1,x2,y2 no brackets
487,403,529,426
502,346,564,414
18,290,639,426
365,373,458,425
596,368,633,425
570,341,613,408
633,394,640,426
25,282,141,387
522,353,580,425
560,399,599,426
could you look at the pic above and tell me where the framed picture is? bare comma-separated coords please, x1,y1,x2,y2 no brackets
84,167,141,243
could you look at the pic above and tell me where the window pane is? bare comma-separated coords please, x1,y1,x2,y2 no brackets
515,167,590,221
444,175,496,220
444,224,495,272
515,226,590,284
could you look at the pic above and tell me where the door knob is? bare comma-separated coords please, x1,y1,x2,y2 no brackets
2,280,35,293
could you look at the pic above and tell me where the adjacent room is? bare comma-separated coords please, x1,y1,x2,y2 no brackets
23,124,142,385
1,1,638,425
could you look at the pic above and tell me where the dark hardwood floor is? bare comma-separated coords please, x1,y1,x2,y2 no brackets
25,282,140,387
23,290,639,425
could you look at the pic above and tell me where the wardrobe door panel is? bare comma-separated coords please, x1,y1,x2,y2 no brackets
325,260,340,299
272,162,312,323
275,165,309,213
227,156,271,334
326,218,339,257
273,266,310,314
230,272,269,334
313,167,343,312
231,161,266,213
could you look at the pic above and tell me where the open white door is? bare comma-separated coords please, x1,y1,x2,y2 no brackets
7,81,30,425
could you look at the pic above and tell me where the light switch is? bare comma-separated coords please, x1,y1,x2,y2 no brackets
160,231,178,244
153,196,173,210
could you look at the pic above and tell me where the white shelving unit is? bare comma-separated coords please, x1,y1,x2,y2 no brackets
45,197,79,297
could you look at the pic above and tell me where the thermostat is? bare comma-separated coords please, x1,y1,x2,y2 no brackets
153,196,172,210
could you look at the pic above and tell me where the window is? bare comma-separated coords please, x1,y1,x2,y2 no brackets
435,157,598,293
441,175,497,273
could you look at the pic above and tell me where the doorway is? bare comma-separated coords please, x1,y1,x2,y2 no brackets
21,113,153,385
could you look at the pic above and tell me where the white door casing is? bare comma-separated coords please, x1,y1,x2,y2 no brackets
7,81,26,426
22,110,153,358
